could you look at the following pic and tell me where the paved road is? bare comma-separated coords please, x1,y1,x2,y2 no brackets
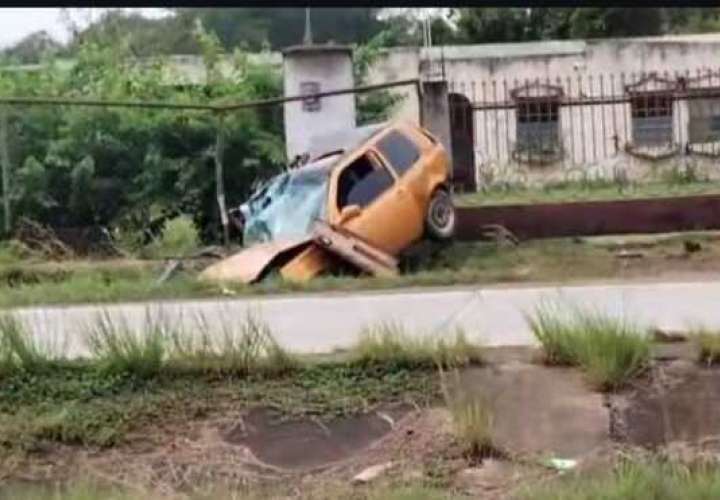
12,279,720,358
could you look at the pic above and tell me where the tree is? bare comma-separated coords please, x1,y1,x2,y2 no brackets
2,31,63,64
453,8,668,44
568,8,664,39
171,8,386,51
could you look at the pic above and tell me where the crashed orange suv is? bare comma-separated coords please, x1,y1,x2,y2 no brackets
201,120,454,284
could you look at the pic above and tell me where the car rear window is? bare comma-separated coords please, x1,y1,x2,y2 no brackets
375,130,420,175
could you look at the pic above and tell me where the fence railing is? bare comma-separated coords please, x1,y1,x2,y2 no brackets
448,68,720,171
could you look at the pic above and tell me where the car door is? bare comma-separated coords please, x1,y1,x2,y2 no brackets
370,129,426,247
329,148,409,254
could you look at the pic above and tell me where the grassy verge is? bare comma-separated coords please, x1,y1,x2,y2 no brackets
0,314,482,452
3,231,719,309
523,459,720,500
693,328,720,366
352,321,484,370
527,303,651,391
457,179,720,207
1,479,458,500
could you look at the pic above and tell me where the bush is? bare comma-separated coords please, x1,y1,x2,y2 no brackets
527,303,651,391
352,321,483,369
144,214,200,259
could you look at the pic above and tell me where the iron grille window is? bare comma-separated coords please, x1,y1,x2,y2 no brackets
515,98,561,154
630,93,673,146
300,81,321,112
687,97,720,144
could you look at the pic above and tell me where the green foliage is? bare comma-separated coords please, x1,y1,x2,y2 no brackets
524,458,720,500
1,30,284,243
452,7,719,44
353,29,406,126
527,303,651,391
144,214,200,259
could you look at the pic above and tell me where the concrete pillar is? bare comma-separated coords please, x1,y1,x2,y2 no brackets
421,80,453,177
282,45,355,160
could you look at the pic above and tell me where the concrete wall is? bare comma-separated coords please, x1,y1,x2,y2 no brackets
283,47,355,159
368,34,720,189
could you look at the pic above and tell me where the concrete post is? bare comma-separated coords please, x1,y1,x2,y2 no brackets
282,45,355,160
420,80,453,178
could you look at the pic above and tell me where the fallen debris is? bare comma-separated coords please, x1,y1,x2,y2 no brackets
352,462,395,484
615,249,645,259
14,217,76,260
481,224,519,247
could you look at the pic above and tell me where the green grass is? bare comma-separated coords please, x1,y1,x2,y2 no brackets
693,328,720,366
0,314,450,451
352,321,484,370
167,311,298,376
85,310,168,378
447,396,495,461
527,303,651,391
0,480,459,500
458,178,720,207
522,459,720,500
1,230,719,309
0,314,65,377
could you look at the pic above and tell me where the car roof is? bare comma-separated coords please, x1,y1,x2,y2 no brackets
306,122,388,161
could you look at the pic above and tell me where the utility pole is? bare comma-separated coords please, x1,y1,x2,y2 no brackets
0,107,10,236
214,113,229,247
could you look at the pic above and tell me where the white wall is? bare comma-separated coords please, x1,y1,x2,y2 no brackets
283,48,355,159
368,35,720,188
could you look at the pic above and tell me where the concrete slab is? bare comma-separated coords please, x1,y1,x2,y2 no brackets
460,363,610,459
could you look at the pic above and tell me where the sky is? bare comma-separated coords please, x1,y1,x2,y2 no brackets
0,8,171,49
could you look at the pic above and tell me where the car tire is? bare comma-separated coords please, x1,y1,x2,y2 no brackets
425,188,456,241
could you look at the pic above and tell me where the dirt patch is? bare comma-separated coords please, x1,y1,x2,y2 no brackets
223,404,412,470
613,360,720,448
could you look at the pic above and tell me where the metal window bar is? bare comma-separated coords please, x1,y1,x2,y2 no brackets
463,69,720,169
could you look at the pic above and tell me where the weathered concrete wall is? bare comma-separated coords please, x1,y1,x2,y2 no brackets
283,46,355,160
368,34,720,189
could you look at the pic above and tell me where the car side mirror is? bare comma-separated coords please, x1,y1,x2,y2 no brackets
338,204,362,223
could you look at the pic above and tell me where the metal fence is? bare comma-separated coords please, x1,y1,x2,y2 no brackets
448,68,720,177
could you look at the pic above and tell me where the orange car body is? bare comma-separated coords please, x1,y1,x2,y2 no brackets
200,120,450,284
280,121,450,282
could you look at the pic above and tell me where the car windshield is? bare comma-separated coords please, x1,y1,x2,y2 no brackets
242,155,339,246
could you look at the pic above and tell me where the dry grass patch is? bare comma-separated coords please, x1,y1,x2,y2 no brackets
352,321,483,370
693,328,720,366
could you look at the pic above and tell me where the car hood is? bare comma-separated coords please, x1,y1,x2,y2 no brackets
199,237,313,284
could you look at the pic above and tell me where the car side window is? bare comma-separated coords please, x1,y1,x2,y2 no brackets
375,131,421,176
337,153,394,210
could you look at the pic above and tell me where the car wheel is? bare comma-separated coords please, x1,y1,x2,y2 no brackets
425,188,456,241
